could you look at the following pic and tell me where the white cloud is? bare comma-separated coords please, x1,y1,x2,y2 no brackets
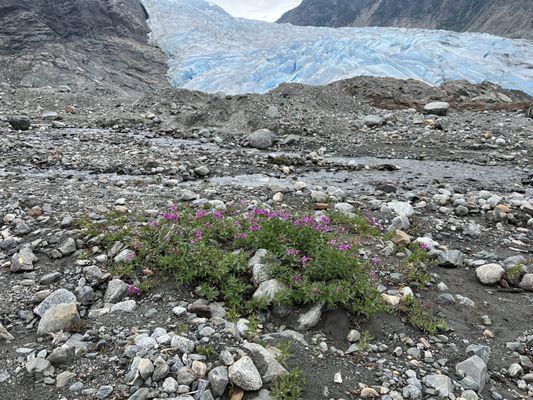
209,0,302,22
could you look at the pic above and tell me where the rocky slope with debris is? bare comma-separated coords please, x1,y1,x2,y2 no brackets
0,75,532,400
278,0,533,40
0,0,168,95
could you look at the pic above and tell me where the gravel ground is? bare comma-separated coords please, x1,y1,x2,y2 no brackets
0,78,532,400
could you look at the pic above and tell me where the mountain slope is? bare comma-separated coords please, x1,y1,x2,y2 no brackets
277,0,533,40
0,0,168,95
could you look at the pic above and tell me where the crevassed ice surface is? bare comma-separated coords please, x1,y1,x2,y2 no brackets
142,0,533,95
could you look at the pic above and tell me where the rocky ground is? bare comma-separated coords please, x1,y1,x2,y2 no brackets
0,78,532,400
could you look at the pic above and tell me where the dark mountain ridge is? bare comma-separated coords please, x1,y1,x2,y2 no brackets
0,0,168,95
278,0,533,40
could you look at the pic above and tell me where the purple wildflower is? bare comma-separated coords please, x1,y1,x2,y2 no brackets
127,284,141,297
370,257,382,266
300,255,311,266
294,274,303,284
162,212,180,221
195,209,208,219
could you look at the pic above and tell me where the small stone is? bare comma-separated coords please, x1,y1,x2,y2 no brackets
437,250,464,268
10,247,38,272
508,363,524,378
476,264,505,285
95,385,113,399
381,294,401,306
385,201,415,217
519,274,533,291
56,371,76,388
228,356,262,391
424,102,449,116
455,355,488,391
252,279,285,303
103,279,129,303
26,358,53,374
295,302,324,330
392,230,410,246
138,358,154,380
362,114,385,127
58,238,77,256
171,335,195,354
347,329,361,343
422,374,454,397
40,272,62,285
360,387,379,398
0,324,14,341
172,306,187,317
111,300,137,313
163,377,179,393
208,366,229,397
7,115,31,130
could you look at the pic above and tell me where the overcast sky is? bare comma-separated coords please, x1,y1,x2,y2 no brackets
209,0,302,22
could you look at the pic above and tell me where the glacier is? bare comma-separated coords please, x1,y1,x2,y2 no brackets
141,0,533,95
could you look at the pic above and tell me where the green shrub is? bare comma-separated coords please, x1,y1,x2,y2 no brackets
103,205,382,317
272,368,306,400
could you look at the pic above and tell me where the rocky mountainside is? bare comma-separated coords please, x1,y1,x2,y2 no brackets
278,0,533,40
0,0,168,95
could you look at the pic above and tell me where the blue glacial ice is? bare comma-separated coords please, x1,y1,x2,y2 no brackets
141,0,533,95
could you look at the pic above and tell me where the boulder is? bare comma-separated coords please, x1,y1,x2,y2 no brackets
7,115,31,130
519,274,533,291
37,303,80,336
476,264,504,285
34,289,77,317
241,342,288,382
10,247,37,272
455,355,488,391
424,101,450,116
248,129,276,149
228,356,262,391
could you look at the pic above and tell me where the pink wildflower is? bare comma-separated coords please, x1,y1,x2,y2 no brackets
127,285,141,297
370,257,382,266
300,255,311,266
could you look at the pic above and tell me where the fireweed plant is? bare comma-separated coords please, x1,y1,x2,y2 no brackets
85,204,444,331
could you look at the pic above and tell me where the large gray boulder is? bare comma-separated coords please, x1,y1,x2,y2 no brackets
37,303,80,336
34,289,77,317
456,355,488,391
248,129,276,149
